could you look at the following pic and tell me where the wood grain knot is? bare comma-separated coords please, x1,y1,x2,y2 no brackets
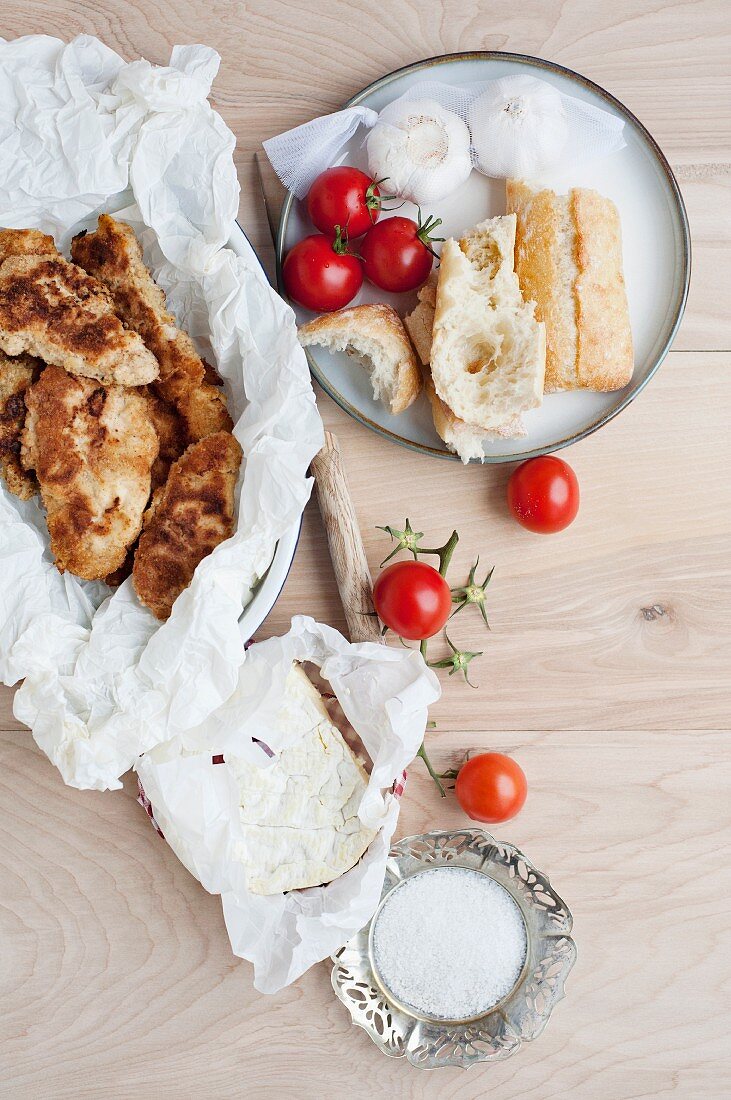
640,603,669,621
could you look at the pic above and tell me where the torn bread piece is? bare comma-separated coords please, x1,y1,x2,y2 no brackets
405,272,527,455
0,349,43,499
298,303,421,415
132,431,241,621
72,216,232,441
506,179,633,392
423,372,526,463
429,214,545,432
226,663,377,895
22,366,158,580
0,253,159,386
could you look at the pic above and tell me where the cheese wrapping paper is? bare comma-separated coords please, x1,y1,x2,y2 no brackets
0,35,323,789
136,616,441,993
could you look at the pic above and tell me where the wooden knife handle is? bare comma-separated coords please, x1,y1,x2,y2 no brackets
312,431,383,645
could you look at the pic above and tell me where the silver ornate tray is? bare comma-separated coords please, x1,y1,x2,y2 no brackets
331,829,576,1070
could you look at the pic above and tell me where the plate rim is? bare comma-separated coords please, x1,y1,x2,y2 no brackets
276,49,692,464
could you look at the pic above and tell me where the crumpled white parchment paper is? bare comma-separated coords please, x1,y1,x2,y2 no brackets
135,616,441,993
0,35,324,790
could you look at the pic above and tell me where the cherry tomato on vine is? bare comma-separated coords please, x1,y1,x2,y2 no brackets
455,753,528,824
373,560,451,640
360,212,443,293
306,166,384,239
282,230,362,312
507,456,580,534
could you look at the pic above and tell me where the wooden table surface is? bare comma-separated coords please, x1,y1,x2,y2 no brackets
2,3,730,1097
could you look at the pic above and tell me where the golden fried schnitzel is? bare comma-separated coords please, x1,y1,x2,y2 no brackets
0,228,58,261
104,549,136,589
0,349,42,499
142,388,188,490
71,216,232,441
22,366,159,580
0,253,159,387
133,431,241,620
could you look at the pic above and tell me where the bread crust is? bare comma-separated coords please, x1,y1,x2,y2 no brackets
404,276,437,367
571,188,634,391
299,303,421,415
507,180,633,392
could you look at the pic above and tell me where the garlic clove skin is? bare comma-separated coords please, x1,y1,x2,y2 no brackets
468,75,569,179
366,97,472,206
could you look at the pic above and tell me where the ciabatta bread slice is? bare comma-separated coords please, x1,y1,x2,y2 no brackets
404,275,438,367
423,371,526,463
298,303,421,415
429,215,545,431
405,272,527,455
506,180,633,392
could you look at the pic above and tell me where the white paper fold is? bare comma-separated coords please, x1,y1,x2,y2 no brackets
0,36,324,790
136,616,441,993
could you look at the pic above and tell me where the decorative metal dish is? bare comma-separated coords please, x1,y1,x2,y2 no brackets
331,829,576,1071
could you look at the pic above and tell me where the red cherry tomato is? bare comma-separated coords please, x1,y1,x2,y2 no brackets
282,231,362,312
455,753,528,824
507,456,580,534
360,213,442,293
373,560,451,641
306,166,383,239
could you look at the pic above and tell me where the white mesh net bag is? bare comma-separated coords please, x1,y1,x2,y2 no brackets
264,75,626,204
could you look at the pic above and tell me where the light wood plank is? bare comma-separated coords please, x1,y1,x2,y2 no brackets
676,170,731,350
1,726,728,1099
1,349,730,732
247,349,731,732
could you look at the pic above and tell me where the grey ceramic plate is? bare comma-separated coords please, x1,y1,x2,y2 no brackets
277,51,690,463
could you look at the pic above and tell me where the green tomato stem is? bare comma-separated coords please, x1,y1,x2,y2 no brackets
418,742,446,797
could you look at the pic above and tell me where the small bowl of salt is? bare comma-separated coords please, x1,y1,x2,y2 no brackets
331,829,576,1070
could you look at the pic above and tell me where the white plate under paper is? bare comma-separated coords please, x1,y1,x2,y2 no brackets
229,222,301,642
277,52,691,462
73,211,300,642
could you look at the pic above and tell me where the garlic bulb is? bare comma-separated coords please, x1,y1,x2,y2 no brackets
366,97,472,205
467,76,568,178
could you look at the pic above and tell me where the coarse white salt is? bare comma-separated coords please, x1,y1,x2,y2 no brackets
371,866,527,1020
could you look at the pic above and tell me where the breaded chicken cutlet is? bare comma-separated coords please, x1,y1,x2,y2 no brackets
0,228,58,261
133,431,241,620
22,366,159,580
0,348,43,499
142,388,189,490
71,216,232,442
0,253,159,387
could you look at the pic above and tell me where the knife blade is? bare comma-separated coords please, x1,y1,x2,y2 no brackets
254,150,288,252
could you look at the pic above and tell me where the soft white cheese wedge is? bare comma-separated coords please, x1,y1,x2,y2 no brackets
227,664,377,895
